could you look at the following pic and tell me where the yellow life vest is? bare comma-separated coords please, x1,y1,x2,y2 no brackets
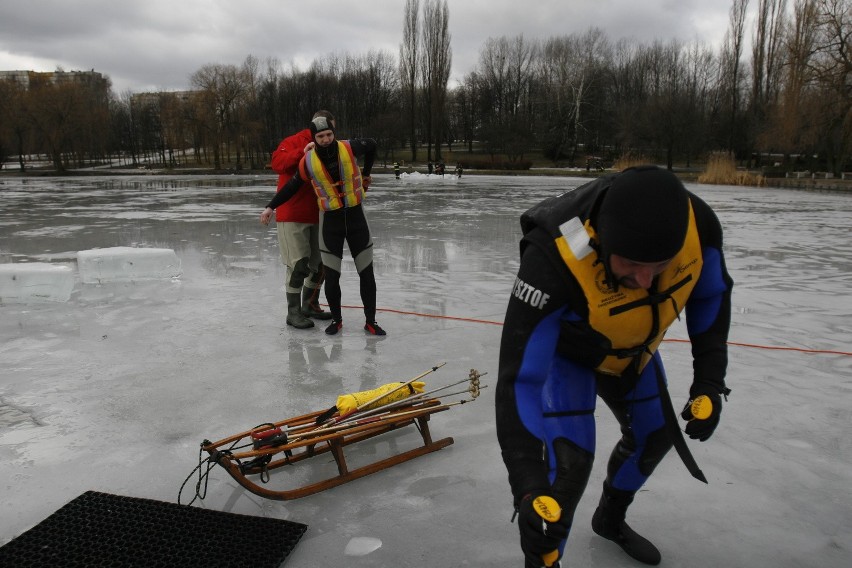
303,141,364,211
555,202,703,376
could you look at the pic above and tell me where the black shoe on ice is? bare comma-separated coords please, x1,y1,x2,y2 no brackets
325,319,342,335
364,321,386,336
592,507,661,565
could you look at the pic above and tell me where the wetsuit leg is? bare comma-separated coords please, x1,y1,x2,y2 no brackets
539,355,597,550
318,210,346,321
596,352,673,493
358,265,378,322
589,354,671,565
323,268,342,321
342,206,377,322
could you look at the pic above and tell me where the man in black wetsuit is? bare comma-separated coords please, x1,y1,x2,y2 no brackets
261,113,386,336
495,166,733,567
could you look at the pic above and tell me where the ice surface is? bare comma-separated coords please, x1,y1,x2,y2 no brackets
0,174,850,567
77,246,182,283
0,262,74,303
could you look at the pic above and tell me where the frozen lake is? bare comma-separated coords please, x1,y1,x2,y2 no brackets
1,173,851,567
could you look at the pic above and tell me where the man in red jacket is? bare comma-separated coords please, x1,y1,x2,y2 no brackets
268,112,334,329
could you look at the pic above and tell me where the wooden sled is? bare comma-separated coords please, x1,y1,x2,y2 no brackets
196,366,483,501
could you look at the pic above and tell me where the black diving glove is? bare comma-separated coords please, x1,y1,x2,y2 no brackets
516,492,567,566
681,382,730,442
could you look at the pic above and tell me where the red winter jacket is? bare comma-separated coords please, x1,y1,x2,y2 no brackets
270,129,319,223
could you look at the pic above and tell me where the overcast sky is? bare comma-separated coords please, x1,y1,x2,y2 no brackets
0,0,745,94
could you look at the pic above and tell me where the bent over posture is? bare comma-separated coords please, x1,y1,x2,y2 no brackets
495,166,733,567
262,114,385,336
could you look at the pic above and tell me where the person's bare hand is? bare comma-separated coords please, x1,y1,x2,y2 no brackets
260,207,273,225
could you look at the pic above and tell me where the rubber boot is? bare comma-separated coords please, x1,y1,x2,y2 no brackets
591,482,661,565
301,287,332,320
286,292,314,329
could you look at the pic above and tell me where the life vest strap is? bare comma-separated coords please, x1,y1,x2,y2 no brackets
609,274,692,316
651,354,707,483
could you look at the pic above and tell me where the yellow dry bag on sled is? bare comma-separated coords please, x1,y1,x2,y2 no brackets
335,381,427,414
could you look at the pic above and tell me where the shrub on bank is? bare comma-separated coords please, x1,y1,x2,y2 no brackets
698,153,764,186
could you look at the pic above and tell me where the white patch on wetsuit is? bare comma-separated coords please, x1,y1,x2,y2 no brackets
559,217,593,259
513,277,551,309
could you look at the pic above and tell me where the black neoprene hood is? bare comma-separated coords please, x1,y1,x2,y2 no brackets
596,165,690,263
310,116,334,138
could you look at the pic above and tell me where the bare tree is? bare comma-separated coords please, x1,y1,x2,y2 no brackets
421,0,452,161
400,0,420,161
718,0,750,155
681,41,718,166
450,72,481,153
190,64,249,169
751,0,788,164
808,0,852,172
568,29,609,159
762,0,819,157
476,34,536,161
0,79,27,170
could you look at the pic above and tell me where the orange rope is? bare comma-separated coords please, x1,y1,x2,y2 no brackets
338,304,852,357
663,337,851,356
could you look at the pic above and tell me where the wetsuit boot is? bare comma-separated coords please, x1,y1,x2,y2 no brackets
301,286,332,320
591,482,661,565
286,292,314,329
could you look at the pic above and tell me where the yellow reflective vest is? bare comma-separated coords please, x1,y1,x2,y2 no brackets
555,202,703,375
302,141,364,211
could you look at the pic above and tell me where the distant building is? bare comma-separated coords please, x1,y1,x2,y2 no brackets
130,90,196,109
0,69,109,91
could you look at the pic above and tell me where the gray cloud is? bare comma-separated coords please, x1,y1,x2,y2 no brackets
0,0,737,93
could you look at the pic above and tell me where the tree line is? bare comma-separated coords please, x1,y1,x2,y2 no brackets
0,0,849,175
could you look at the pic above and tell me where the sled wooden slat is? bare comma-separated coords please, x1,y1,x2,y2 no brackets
202,400,454,501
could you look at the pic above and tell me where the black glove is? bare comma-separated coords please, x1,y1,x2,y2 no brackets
516,492,567,567
681,382,730,442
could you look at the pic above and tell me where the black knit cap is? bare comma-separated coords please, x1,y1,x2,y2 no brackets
596,165,690,263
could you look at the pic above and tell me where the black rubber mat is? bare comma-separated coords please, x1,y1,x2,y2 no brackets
0,490,307,567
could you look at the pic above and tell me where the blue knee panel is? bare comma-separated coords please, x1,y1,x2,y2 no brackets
612,353,667,491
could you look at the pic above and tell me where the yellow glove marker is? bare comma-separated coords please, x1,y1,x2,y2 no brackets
689,395,713,420
532,495,562,567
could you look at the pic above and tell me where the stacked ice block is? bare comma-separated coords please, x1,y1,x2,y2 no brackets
1,247,182,303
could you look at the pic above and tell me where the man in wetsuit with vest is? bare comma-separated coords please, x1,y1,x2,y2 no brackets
495,166,733,567
261,113,386,336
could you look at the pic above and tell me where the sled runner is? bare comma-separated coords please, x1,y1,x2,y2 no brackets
181,365,484,502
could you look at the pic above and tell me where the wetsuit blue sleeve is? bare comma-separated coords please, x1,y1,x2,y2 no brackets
685,196,733,389
266,170,306,210
496,240,574,500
